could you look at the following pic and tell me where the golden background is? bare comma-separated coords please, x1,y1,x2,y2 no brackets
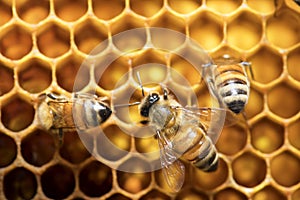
0,0,300,199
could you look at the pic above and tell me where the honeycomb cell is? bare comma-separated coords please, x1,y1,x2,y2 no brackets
117,157,151,193
189,11,223,50
59,131,90,164
97,56,130,90
270,151,300,187
292,188,300,200
0,25,32,60
1,97,34,131
227,11,262,50
168,0,201,14
56,56,90,92
135,129,159,154
96,125,131,161
3,167,37,200
0,63,14,96
0,132,17,168
93,0,125,20
54,0,87,22
175,188,209,200
247,0,276,14
150,12,186,34
266,11,300,48
18,58,52,93
214,188,247,200
0,1,12,26
21,130,55,167
248,46,283,84
74,19,108,54
194,158,228,190
251,118,284,153
216,125,247,155
41,164,75,199
244,87,264,118
79,160,112,197
232,152,267,187
110,15,145,36
288,119,300,149
267,83,300,118
108,193,131,200
130,0,163,17
36,23,70,58
252,186,287,200
206,0,242,14
287,46,300,81
140,189,171,200
16,0,49,24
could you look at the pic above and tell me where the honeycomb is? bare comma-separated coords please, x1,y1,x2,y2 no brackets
0,0,300,199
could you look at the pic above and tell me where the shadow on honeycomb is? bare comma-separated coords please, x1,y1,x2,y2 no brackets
0,0,300,199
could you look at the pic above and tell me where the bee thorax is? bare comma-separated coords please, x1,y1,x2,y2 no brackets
148,104,174,129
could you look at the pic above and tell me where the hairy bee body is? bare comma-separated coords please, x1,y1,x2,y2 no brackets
37,93,112,135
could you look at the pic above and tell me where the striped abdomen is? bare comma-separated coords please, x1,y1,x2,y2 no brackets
215,64,250,114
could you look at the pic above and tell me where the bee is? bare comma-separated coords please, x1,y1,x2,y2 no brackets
36,92,112,143
203,54,252,115
136,74,224,192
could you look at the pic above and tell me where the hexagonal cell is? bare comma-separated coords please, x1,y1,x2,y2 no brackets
244,87,264,119
93,0,125,20
214,188,247,200
252,186,287,200
168,0,201,14
110,15,145,36
1,96,34,131
56,56,90,92
175,188,209,200
216,125,247,155
232,151,267,187
74,19,108,54
0,1,12,26
0,63,14,96
267,83,300,118
54,0,87,22
248,46,283,84
59,131,90,164
189,11,223,50
149,12,186,34
247,0,276,14
251,118,284,154
96,56,130,91
96,125,131,161
287,46,300,81
194,158,228,190
0,25,32,60
36,23,70,58
41,164,75,199
16,0,49,24
130,0,163,17
18,58,52,93
206,0,242,14
292,188,300,200
3,167,37,200
21,130,55,167
117,157,152,194
140,189,171,200
270,151,300,187
107,193,131,200
135,128,159,154
79,160,112,197
227,11,263,50
266,11,300,48
288,119,300,150
0,132,17,168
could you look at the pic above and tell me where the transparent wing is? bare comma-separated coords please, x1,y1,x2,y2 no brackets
156,130,185,192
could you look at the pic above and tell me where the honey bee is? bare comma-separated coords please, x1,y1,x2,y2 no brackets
137,82,223,192
36,92,112,143
203,54,252,115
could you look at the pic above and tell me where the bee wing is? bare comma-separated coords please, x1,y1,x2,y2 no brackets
156,130,185,192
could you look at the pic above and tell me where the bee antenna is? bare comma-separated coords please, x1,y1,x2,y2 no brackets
114,102,141,108
136,71,145,97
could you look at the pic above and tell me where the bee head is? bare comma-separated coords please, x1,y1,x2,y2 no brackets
140,92,160,117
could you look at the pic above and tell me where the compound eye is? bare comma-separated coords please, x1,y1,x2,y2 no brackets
149,93,159,104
